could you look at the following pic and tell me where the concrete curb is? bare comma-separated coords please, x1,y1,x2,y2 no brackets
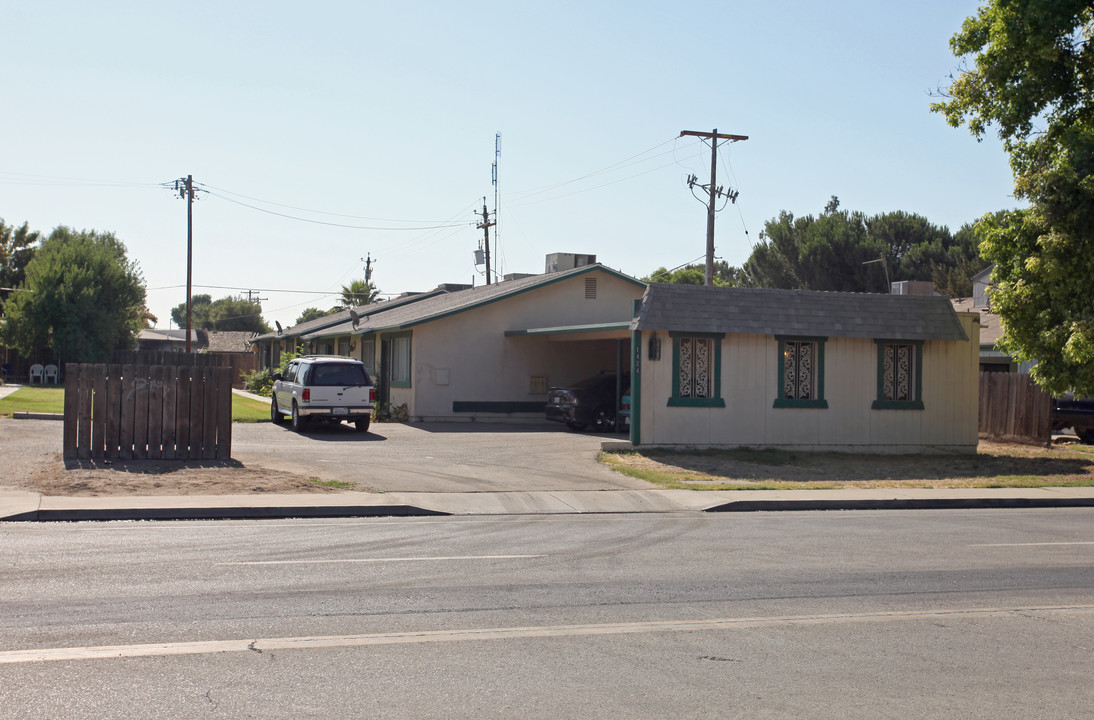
3,505,448,522
11,412,63,421
705,496,1094,512
5,487,1094,523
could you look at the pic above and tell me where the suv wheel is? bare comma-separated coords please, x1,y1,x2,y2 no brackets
355,417,370,433
270,398,285,425
291,403,308,433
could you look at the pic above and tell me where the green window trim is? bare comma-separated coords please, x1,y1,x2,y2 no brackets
872,339,923,410
774,335,828,409
668,331,725,408
389,331,412,389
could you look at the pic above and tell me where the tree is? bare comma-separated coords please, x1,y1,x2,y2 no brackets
207,296,271,333
170,294,213,329
0,219,40,312
739,204,984,293
644,261,744,286
334,279,379,310
169,293,270,333
296,307,333,324
0,226,146,362
932,0,1094,394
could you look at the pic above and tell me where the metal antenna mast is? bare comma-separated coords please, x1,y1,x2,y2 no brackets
680,129,748,286
491,132,501,277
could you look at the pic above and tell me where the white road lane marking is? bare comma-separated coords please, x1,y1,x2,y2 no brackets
217,554,545,565
2,605,1092,665
971,541,1094,547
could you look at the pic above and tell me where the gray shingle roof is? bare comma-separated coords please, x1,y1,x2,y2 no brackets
250,290,446,342
316,264,644,337
633,284,969,341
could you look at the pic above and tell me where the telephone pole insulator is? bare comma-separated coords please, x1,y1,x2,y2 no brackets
679,129,748,286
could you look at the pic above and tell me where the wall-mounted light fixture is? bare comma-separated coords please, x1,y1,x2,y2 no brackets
648,335,662,361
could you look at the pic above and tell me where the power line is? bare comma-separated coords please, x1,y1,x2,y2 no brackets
195,182,459,223
149,283,345,295
203,191,465,231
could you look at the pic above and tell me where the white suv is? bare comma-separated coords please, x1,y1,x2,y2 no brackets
271,356,376,433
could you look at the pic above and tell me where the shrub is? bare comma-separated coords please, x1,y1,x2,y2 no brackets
242,351,302,397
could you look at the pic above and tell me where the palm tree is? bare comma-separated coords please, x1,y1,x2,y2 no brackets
335,279,379,310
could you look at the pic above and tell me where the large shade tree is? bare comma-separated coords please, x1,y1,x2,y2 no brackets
0,219,40,312
740,202,986,295
169,294,271,333
932,0,1094,394
1,227,146,362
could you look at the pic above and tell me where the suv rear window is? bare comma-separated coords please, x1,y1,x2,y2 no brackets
308,363,371,387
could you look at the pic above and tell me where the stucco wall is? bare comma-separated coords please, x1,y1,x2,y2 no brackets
393,270,642,421
636,312,980,453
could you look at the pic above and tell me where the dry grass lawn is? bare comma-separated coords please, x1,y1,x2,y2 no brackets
599,438,1094,490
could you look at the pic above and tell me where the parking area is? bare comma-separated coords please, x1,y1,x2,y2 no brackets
0,418,647,495
236,420,644,493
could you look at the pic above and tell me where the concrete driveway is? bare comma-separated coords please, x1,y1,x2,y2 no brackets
234,420,646,492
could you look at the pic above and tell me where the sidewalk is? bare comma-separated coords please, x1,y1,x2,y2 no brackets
4,486,1094,522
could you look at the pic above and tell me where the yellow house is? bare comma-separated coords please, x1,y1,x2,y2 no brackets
306,263,646,422
630,284,981,453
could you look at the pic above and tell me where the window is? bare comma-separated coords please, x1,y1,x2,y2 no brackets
668,332,724,407
390,333,411,387
774,336,827,409
873,341,923,410
360,338,376,373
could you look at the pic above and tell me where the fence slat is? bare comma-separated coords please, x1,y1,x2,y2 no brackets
62,364,79,460
215,367,233,460
189,366,205,461
177,366,192,458
75,364,92,460
91,364,107,460
162,366,177,460
106,364,122,457
147,365,164,459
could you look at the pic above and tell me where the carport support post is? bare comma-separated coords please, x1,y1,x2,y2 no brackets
616,340,625,431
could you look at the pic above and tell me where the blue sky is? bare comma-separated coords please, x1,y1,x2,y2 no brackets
1,1,1015,329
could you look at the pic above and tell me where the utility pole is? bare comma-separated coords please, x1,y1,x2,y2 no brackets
244,290,268,303
363,253,374,284
477,199,495,285
174,175,196,351
679,129,748,286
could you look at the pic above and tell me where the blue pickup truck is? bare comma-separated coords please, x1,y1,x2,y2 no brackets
1053,393,1094,444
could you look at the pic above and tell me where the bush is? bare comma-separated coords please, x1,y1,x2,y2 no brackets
242,351,302,397
242,367,274,396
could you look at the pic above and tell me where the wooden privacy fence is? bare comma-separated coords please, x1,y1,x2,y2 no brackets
979,372,1052,445
63,363,233,461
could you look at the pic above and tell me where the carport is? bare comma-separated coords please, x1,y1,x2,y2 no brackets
505,321,632,430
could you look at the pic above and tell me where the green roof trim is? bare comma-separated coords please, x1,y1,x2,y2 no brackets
504,321,633,337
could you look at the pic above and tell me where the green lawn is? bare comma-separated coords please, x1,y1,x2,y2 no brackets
0,385,271,423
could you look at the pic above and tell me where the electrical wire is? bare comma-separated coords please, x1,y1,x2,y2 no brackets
202,191,465,231
504,137,687,203
0,172,163,189
195,182,459,223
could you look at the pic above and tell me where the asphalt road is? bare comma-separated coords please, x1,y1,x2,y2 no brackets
3,509,1093,718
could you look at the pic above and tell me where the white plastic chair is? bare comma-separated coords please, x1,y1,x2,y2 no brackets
29,364,44,384
44,364,59,384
